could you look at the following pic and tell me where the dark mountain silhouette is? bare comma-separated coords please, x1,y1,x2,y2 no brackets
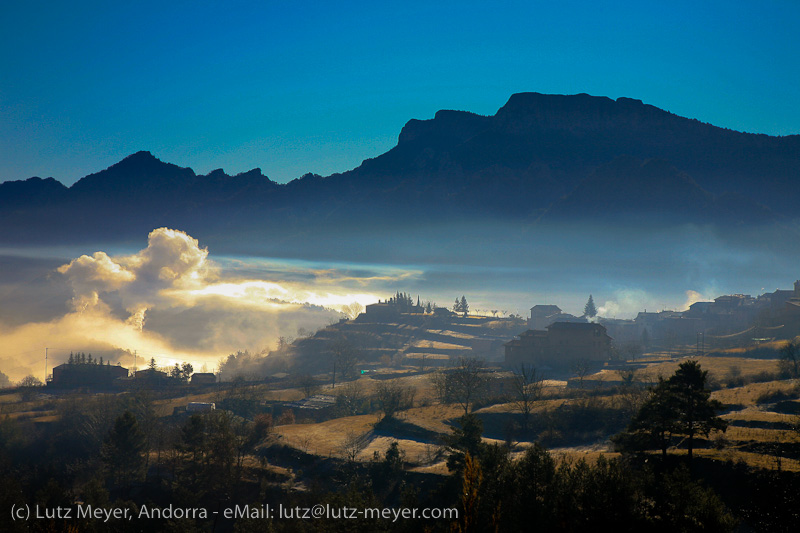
327,93,800,217
542,156,779,226
66,150,281,212
1,92,798,247
0,176,68,208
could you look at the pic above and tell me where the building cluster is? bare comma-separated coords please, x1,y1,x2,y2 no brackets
602,280,800,345
48,361,216,390
358,296,428,322
506,280,800,369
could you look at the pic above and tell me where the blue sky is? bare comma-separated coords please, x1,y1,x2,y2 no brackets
1,0,798,185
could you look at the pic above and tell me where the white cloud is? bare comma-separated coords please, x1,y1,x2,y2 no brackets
597,289,661,319
0,228,385,381
681,289,717,310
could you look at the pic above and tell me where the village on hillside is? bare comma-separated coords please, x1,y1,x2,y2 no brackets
35,278,800,392
3,280,800,531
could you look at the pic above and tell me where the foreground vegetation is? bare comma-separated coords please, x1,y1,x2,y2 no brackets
3,339,800,531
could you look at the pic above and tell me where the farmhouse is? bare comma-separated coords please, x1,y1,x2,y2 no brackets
360,302,400,322
49,363,128,388
190,372,216,386
504,322,612,368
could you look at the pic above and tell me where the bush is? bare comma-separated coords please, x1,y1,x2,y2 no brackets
276,409,295,425
755,387,800,405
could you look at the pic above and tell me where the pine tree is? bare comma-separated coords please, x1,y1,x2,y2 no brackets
454,298,462,313
584,295,597,318
666,360,727,461
101,411,146,486
615,377,677,458
460,296,469,317
614,360,727,461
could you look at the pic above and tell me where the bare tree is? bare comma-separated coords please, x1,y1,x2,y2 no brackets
375,381,416,421
430,369,452,405
339,430,369,462
450,357,488,415
297,433,312,454
511,364,544,431
621,342,643,362
328,337,360,383
335,380,367,416
616,367,648,415
570,358,592,389
342,301,365,320
297,374,321,398
18,375,43,388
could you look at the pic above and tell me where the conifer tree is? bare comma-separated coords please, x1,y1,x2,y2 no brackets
667,360,727,461
101,411,146,486
614,360,726,462
584,295,597,318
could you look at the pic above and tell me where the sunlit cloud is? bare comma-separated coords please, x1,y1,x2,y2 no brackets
598,289,663,319
167,278,383,312
0,227,394,381
682,289,715,310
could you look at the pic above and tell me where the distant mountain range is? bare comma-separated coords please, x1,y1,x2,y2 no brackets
2,92,799,248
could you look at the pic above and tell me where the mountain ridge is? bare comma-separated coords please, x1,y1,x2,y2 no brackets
1,92,798,246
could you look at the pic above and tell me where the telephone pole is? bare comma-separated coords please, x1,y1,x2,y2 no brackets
696,332,705,357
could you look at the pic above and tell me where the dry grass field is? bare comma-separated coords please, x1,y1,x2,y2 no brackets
260,350,797,474
2,346,798,477
712,379,796,405
274,414,377,457
626,355,778,383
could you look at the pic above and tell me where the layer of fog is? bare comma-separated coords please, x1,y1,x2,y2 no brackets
2,220,798,382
